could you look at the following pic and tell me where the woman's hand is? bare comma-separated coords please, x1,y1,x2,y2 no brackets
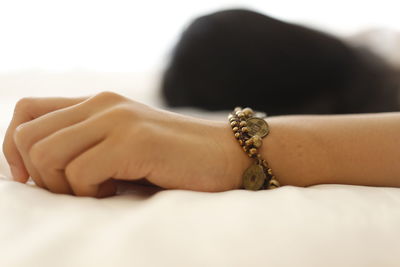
2,92,250,197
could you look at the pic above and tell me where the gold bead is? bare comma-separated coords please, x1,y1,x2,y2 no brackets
234,107,242,113
268,178,280,188
249,148,258,155
262,160,269,168
251,135,262,148
245,139,253,146
232,127,239,132
242,107,254,117
238,139,244,145
231,121,238,127
242,127,249,132
234,132,240,139
242,146,248,152
237,112,245,119
267,168,273,175
239,121,247,127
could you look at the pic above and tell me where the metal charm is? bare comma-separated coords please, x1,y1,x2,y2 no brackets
246,117,269,137
242,163,266,190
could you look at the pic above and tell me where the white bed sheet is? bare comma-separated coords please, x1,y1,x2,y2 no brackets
1,170,400,267
1,71,400,267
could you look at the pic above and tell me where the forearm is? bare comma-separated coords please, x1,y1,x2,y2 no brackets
260,112,400,187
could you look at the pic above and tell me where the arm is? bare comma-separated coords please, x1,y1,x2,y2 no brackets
260,112,400,187
2,93,400,198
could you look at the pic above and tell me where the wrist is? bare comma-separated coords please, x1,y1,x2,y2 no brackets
224,108,283,190
213,120,253,190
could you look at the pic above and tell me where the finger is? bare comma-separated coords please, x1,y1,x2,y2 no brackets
35,169,73,195
3,97,87,183
8,92,125,187
29,113,112,194
12,98,88,187
65,139,120,197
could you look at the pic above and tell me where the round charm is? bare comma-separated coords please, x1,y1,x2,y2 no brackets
242,163,266,190
246,117,269,137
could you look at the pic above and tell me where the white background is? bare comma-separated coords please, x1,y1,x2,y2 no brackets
0,0,399,72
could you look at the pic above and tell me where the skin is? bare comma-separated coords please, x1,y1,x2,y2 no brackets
2,92,400,198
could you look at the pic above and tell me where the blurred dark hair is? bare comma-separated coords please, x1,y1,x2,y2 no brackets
161,9,399,115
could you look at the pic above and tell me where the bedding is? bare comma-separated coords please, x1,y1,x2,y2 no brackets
1,65,400,266
1,160,400,267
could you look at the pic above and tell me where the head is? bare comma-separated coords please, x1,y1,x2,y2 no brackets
161,9,399,115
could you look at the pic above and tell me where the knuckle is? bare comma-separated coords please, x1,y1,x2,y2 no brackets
65,161,82,186
105,104,137,120
29,143,51,168
13,123,31,149
96,91,125,103
14,97,35,114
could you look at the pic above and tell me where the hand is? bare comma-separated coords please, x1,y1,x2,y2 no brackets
2,92,250,197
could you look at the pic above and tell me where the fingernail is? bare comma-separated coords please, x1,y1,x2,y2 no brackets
10,165,27,182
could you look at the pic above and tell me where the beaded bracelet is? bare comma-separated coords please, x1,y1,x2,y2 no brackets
228,107,280,190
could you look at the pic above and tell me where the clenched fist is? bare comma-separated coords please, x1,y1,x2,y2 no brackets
2,92,251,197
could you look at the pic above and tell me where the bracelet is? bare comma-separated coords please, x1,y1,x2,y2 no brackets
228,107,280,190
